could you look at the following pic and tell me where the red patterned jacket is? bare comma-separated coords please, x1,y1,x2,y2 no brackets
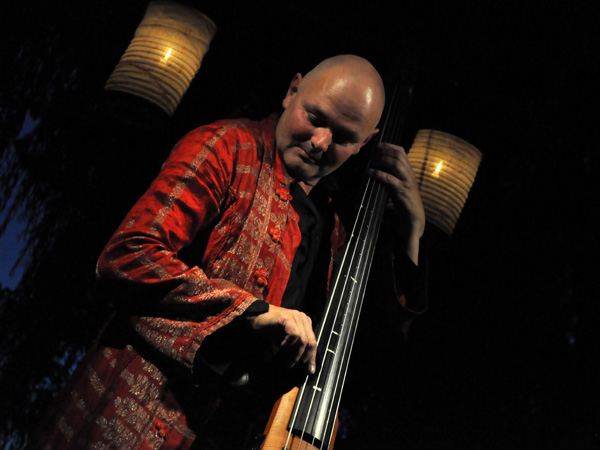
30,116,426,449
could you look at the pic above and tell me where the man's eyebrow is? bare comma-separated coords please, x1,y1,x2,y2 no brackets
305,103,326,118
305,103,361,142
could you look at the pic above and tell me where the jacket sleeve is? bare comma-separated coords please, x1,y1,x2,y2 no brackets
328,207,428,339
364,215,429,339
96,122,259,377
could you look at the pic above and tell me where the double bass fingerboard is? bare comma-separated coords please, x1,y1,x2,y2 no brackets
283,75,414,450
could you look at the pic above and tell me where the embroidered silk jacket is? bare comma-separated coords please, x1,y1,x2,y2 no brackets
30,116,426,450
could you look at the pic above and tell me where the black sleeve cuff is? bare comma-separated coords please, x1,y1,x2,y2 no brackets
242,300,270,317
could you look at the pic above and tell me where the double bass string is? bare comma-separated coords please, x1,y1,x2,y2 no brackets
283,73,410,450
319,176,387,448
286,179,389,449
318,180,383,448
283,177,380,449
285,180,377,449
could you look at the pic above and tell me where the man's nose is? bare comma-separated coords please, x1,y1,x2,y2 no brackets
310,128,332,152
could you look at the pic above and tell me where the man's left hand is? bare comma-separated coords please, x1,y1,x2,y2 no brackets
368,142,425,264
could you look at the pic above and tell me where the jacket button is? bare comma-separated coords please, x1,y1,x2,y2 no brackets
254,269,269,288
275,187,293,202
269,227,282,244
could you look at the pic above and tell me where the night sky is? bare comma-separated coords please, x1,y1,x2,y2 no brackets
2,0,598,448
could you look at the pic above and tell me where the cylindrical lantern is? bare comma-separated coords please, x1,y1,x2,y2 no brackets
105,1,217,116
407,129,482,235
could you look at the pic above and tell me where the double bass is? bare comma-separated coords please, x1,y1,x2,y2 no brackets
259,74,415,450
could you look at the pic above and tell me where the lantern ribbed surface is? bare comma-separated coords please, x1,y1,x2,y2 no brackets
105,1,216,116
408,129,482,235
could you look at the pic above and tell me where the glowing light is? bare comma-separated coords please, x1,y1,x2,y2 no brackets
162,47,173,63
433,161,443,178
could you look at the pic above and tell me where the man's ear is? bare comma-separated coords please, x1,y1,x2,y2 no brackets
354,128,379,154
282,73,303,109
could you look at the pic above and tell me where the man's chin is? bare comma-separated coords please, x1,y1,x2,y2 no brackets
288,166,320,185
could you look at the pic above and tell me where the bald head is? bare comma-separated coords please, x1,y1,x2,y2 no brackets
276,54,385,192
300,55,386,130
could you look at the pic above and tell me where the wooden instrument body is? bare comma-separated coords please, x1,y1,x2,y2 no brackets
261,387,338,450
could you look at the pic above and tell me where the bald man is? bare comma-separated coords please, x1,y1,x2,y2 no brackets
30,55,427,450
252,55,424,377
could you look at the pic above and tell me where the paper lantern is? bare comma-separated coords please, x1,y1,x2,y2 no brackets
105,1,217,116
408,129,482,235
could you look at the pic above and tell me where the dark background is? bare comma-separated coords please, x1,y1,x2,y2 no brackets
1,0,598,448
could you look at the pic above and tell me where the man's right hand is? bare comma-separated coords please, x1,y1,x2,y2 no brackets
247,304,317,375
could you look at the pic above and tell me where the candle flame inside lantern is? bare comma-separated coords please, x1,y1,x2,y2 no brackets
433,161,443,178
161,48,173,64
